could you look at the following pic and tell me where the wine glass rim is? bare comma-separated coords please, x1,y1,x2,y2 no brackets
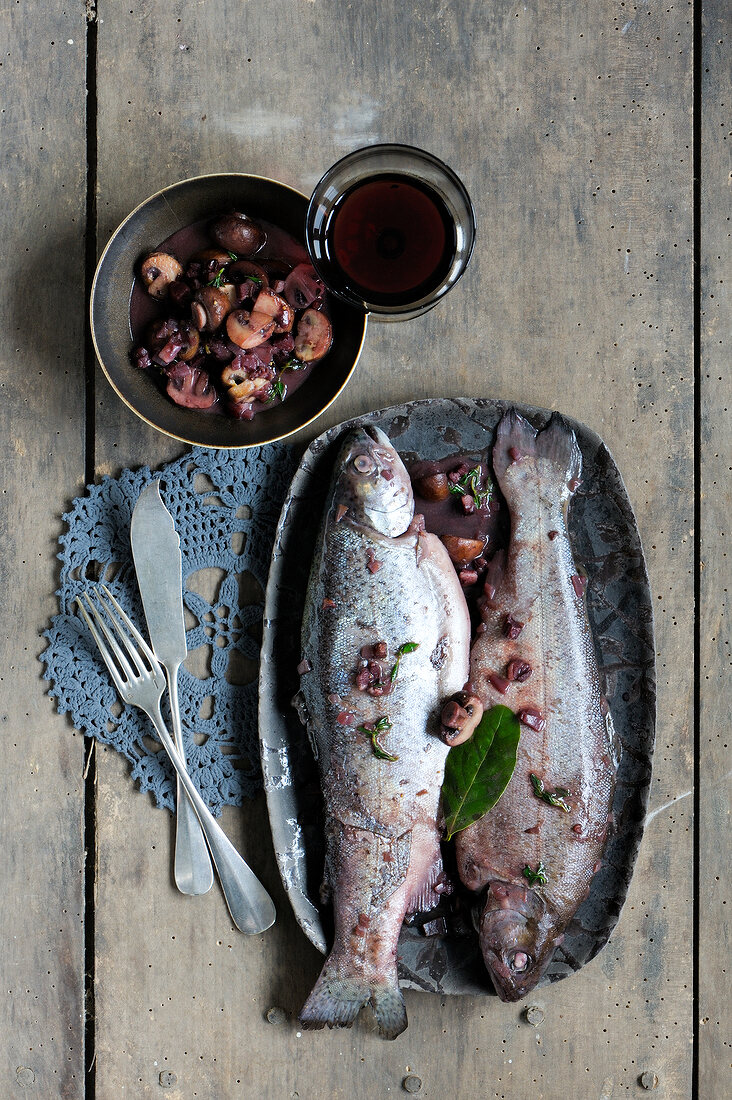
304,144,476,320
309,142,473,196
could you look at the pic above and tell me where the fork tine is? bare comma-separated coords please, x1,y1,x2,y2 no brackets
84,588,139,683
76,593,128,694
99,585,160,672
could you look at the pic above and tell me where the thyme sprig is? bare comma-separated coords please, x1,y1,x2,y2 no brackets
208,267,228,288
390,641,420,684
523,861,548,886
266,357,306,404
357,716,398,762
448,465,493,509
267,379,287,403
530,773,571,813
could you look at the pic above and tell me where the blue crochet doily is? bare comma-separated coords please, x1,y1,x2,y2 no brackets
41,443,298,815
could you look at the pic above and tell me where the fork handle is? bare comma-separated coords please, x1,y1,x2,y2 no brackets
166,665,215,897
148,704,276,935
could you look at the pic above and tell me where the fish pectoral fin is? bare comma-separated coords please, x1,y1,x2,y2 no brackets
406,865,451,917
291,690,309,727
291,691,321,760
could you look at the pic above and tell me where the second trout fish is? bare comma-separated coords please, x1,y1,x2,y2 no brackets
455,410,619,1001
295,425,470,1038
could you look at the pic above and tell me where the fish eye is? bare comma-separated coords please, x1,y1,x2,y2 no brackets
509,951,530,972
352,454,377,475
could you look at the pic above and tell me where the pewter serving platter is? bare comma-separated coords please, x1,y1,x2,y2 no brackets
258,398,656,995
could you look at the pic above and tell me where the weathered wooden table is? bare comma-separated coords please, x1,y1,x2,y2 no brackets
1,2,728,1097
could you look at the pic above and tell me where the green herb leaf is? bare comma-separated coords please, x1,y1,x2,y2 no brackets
227,251,238,261
390,641,420,683
442,705,521,840
371,734,399,761
448,464,493,509
266,379,287,403
208,267,227,288
357,717,398,761
529,772,571,812
523,862,548,886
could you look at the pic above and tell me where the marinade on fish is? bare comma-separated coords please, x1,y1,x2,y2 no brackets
295,425,470,1038
455,409,618,1001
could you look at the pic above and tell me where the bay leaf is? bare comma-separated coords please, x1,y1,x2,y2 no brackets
442,704,521,840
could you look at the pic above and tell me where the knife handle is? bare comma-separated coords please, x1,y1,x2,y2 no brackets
166,666,215,896
148,703,276,935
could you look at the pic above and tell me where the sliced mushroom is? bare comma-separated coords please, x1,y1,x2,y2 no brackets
191,285,237,332
165,363,217,409
293,307,333,362
283,263,324,309
177,320,200,362
439,692,484,746
226,308,276,349
253,288,294,333
140,252,183,299
210,213,266,255
220,362,273,402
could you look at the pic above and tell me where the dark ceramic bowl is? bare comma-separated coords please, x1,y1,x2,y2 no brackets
90,173,368,448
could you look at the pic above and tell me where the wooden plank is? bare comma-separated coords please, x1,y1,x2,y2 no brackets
92,2,694,1096
699,2,731,1095
0,2,89,1096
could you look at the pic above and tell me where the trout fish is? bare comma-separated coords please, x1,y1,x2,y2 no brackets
296,425,470,1038
455,410,618,1001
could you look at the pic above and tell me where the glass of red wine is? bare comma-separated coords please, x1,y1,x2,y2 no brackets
305,144,476,321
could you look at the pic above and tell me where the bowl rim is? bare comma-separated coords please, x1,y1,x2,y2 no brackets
90,172,368,449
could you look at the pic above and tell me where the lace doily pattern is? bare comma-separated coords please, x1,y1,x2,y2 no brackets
42,444,297,815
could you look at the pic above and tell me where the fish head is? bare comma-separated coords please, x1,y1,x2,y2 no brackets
331,426,414,537
478,881,564,1002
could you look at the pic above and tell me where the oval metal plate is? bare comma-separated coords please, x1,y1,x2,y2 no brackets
259,398,656,995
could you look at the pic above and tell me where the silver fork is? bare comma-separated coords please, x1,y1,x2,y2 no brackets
77,585,276,935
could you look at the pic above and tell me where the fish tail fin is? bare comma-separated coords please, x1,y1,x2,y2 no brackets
300,956,407,1039
493,409,582,488
370,981,408,1040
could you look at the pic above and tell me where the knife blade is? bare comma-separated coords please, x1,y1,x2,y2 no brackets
130,481,187,666
131,481,214,896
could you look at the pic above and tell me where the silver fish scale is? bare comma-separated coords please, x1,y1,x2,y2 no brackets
301,520,453,840
462,440,617,921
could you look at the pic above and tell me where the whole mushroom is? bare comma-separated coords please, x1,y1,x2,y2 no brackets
210,212,266,256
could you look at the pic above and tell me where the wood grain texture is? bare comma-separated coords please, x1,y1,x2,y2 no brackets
91,1,694,1096
0,2,88,1096
699,3,731,1096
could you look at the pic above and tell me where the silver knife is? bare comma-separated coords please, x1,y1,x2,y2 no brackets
131,481,214,896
